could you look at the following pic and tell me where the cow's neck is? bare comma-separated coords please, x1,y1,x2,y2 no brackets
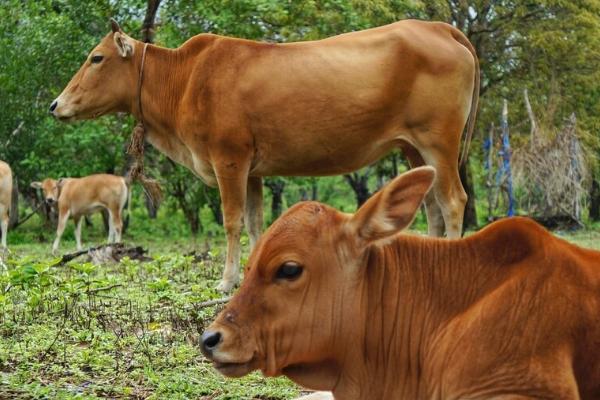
129,43,183,134
335,235,492,399
129,38,215,151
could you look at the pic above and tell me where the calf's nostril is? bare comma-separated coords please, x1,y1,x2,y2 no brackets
201,331,222,352
49,100,57,113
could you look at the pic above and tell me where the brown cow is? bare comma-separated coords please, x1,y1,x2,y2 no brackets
202,167,600,400
50,19,479,291
31,174,130,254
0,161,12,249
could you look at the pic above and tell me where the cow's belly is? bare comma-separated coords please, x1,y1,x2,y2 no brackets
251,132,396,177
72,203,105,218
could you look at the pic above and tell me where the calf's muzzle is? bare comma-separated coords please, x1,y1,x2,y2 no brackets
201,330,222,357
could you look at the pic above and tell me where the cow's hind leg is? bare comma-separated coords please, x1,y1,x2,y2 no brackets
418,136,467,239
244,176,263,250
399,141,445,237
0,205,8,249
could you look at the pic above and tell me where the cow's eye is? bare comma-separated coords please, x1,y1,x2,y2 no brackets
91,55,104,64
275,262,303,281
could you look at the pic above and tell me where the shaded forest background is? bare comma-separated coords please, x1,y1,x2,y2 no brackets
1,0,599,239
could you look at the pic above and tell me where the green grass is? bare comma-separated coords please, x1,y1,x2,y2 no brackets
1,213,599,399
0,216,300,400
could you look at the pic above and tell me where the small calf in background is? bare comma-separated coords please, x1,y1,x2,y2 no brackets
31,174,130,254
0,161,12,249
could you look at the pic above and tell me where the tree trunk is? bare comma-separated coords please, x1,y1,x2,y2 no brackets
265,178,286,222
141,0,162,43
203,186,223,226
460,160,478,231
9,178,18,228
591,178,600,221
344,170,371,208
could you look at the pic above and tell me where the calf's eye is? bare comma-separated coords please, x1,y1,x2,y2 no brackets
91,55,104,64
276,262,303,281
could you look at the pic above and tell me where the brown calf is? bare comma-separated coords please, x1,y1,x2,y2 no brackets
31,174,129,254
203,167,600,400
0,161,12,249
51,19,479,291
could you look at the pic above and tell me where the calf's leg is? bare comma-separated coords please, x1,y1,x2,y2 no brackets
53,209,70,255
0,206,8,249
74,216,84,251
111,207,123,243
244,176,263,250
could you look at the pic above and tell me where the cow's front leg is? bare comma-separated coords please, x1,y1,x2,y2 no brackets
244,176,263,250
215,160,251,293
53,208,70,255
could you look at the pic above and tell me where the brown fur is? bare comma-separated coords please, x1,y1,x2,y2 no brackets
52,19,479,291
31,174,129,253
0,161,12,249
204,168,600,400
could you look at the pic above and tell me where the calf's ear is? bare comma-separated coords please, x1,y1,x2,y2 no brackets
30,181,42,189
347,166,435,245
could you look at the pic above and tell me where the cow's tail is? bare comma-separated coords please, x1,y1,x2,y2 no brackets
451,28,480,167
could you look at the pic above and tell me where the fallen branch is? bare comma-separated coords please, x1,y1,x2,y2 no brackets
52,243,113,267
88,284,123,293
195,297,231,308
11,202,43,229
52,243,152,267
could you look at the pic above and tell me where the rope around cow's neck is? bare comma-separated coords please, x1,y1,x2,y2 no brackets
126,42,163,208
137,42,149,125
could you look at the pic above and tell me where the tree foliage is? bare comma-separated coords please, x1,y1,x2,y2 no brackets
1,0,598,232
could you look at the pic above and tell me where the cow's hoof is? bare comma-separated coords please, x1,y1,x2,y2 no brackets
216,279,236,293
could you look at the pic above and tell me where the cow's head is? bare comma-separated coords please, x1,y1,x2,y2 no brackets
201,167,435,390
31,178,62,205
50,19,138,122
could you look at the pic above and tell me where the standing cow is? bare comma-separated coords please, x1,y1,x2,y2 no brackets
31,174,130,254
202,167,600,400
50,19,479,291
0,161,12,249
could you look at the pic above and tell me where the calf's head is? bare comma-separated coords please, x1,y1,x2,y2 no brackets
50,19,138,122
31,178,61,205
202,167,435,390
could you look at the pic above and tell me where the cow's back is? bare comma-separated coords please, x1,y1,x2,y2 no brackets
193,20,476,176
564,243,600,398
431,218,600,398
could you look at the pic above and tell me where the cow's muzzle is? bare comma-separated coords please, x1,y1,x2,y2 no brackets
49,100,58,113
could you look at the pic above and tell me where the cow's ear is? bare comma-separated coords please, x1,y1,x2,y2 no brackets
57,178,66,189
113,31,134,58
30,181,42,189
347,166,435,245
110,18,122,33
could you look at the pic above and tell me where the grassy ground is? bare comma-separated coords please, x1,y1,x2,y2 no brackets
1,215,599,399
1,216,300,400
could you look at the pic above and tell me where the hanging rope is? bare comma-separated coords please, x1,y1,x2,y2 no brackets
126,42,162,209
